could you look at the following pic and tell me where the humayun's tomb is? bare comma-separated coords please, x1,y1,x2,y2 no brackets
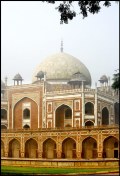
1,43,119,167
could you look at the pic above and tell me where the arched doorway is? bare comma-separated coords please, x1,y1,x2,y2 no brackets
43,138,56,159
9,139,20,158
82,137,97,159
1,141,4,157
55,105,72,128
85,121,94,127
102,107,109,125
62,138,76,158
103,136,119,158
25,139,38,158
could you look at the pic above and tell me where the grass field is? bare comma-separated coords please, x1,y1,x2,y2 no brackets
1,166,119,175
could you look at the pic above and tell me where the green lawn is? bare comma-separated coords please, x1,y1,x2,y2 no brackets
1,166,119,175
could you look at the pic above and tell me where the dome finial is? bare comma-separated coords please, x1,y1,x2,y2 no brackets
60,39,63,52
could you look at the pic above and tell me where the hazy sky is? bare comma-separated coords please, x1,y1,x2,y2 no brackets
1,1,119,87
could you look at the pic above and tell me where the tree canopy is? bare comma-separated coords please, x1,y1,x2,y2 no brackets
112,71,119,91
42,1,118,24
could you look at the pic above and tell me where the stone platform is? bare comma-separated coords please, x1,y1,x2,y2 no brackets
1,158,119,168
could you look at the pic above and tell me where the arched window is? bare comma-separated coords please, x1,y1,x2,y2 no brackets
1,109,7,120
102,107,109,125
85,102,94,115
23,109,30,119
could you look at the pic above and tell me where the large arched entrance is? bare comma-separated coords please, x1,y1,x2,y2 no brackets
55,105,72,128
25,139,38,158
102,107,109,125
62,138,76,158
103,136,119,158
1,140,4,157
43,138,56,159
9,139,20,158
82,137,97,159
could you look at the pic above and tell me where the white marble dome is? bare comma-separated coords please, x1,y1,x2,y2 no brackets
32,52,91,85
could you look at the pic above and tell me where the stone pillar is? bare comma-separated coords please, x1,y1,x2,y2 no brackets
20,136,25,158
97,134,103,159
20,152,25,158
76,137,82,159
4,151,9,157
76,151,81,159
38,151,43,158
98,152,103,158
57,151,62,159
38,137,42,158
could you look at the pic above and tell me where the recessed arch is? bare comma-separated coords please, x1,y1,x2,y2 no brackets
14,96,38,107
25,138,38,158
103,136,119,158
13,97,38,129
85,102,94,115
43,138,56,159
62,137,76,158
82,137,97,159
55,104,72,128
102,107,109,125
9,139,20,158
85,120,94,126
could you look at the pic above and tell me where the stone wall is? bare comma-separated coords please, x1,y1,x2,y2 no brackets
1,158,119,168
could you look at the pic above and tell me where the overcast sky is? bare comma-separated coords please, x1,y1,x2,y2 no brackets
1,1,119,87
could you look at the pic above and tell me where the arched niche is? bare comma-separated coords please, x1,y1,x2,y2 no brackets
103,136,119,158
9,139,20,158
43,138,56,159
82,137,97,159
25,138,38,158
62,138,76,159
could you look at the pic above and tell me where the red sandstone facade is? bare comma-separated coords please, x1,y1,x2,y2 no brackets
1,81,119,160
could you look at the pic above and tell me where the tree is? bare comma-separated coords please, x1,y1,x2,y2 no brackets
112,70,119,91
42,1,118,24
